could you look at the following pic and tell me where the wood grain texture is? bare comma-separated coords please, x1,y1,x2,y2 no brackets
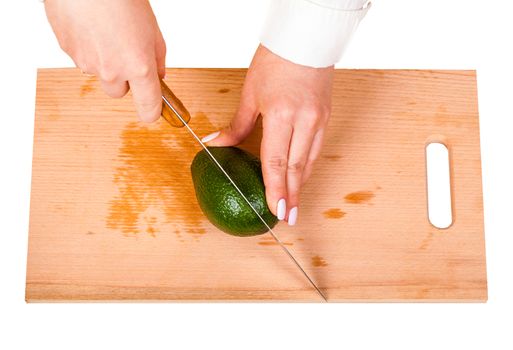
26,68,487,302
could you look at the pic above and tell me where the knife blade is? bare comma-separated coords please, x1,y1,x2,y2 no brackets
159,79,327,302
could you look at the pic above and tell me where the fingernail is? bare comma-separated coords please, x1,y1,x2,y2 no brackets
288,207,298,226
277,198,286,220
201,131,220,143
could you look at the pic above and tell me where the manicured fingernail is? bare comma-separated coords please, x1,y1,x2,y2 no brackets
201,131,220,143
288,207,298,226
277,198,286,220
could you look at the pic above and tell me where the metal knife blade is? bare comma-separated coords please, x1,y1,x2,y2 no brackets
160,81,327,302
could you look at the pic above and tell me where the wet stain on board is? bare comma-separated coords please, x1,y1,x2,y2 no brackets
258,241,293,247
258,235,293,246
323,208,346,219
189,228,206,235
80,76,96,97
345,191,375,204
144,216,157,237
218,88,230,94
418,231,434,250
106,114,214,237
322,155,342,161
311,255,328,267
146,226,156,237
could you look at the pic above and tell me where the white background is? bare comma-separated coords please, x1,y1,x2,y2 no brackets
1,0,512,349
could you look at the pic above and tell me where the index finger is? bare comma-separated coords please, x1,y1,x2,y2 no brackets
261,114,293,220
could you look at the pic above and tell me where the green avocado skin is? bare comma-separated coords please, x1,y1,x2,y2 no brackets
190,147,278,237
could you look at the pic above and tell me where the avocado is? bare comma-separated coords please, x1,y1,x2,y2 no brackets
190,146,278,236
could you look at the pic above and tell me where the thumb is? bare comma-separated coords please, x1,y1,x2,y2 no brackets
202,97,258,146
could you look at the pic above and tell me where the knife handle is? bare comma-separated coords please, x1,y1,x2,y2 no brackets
160,79,191,128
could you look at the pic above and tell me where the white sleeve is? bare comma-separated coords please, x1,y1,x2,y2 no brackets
260,0,371,68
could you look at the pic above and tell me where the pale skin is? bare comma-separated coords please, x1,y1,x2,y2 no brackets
45,0,333,226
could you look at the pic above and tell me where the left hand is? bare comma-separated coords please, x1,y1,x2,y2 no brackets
202,45,334,226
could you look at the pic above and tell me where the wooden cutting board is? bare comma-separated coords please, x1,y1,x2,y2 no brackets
26,68,487,302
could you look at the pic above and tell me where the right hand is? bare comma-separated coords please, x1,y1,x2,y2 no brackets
45,0,166,122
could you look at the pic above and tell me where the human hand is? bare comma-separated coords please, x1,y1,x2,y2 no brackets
44,0,166,122
202,45,333,225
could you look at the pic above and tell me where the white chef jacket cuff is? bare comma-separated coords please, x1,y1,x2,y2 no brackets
260,0,371,68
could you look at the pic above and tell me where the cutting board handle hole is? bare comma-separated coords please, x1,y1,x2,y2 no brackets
425,142,453,229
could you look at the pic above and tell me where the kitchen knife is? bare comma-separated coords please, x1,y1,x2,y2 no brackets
159,79,327,302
